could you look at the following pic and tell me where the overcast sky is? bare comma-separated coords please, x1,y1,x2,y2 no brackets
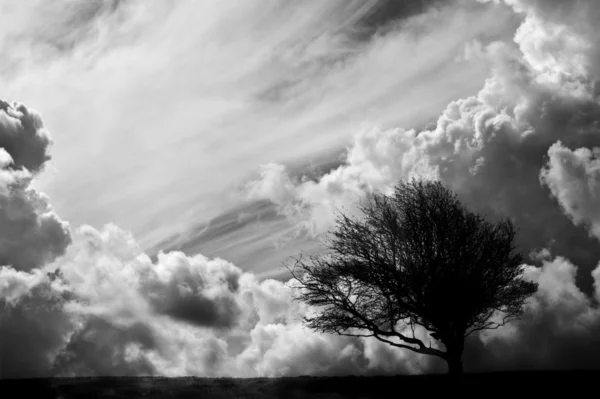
3,0,600,379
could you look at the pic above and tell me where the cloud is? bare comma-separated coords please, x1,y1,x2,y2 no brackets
0,267,74,378
2,222,428,378
6,0,600,380
244,0,600,283
245,126,439,236
245,53,600,282
141,252,242,329
496,0,600,83
53,316,159,377
0,99,51,172
241,0,600,372
0,98,72,376
469,256,600,371
0,100,71,272
541,142,600,241
0,0,514,260
6,223,598,377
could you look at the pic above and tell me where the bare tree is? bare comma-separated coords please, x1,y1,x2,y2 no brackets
288,179,538,375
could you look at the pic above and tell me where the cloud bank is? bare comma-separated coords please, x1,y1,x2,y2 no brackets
4,0,600,379
1,222,442,378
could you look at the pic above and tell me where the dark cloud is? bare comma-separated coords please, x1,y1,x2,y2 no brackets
432,74,600,292
0,100,51,172
464,256,600,372
141,251,243,329
53,317,158,377
0,100,71,272
352,0,448,41
0,187,72,272
253,0,463,104
0,268,74,378
153,294,237,329
0,99,73,377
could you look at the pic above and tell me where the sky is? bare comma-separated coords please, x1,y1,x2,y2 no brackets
0,0,517,278
3,0,600,379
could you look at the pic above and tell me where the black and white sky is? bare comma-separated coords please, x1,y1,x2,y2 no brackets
2,0,600,378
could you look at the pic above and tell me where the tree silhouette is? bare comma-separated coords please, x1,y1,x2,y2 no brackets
288,179,538,375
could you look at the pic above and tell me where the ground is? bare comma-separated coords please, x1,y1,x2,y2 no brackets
1,371,596,398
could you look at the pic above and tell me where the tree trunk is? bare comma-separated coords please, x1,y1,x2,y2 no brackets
446,355,463,375
444,336,465,376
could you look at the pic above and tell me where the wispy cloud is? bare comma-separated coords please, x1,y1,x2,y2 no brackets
0,0,514,267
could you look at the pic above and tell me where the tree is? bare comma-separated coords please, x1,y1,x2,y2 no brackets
288,179,538,375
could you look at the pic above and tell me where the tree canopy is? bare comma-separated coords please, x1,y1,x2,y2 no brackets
289,179,538,374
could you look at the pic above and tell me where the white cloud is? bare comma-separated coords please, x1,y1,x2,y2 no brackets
246,125,440,237
541,142,600,241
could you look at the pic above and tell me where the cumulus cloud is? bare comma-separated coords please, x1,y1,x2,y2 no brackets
0,99,51,172
0,100,70,272
245,0,600,280
7,0,600,380
469,256,600,371
491,0,600,85
0,267,74,378
3,223,431,378
245,127,439,236
245,55,600,283
0,94,422,377
541,142,600,241
242,0,600,372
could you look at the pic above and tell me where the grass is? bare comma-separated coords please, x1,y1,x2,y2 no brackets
1,371,597,398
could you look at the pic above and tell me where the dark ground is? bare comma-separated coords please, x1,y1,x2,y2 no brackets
1,371,596,398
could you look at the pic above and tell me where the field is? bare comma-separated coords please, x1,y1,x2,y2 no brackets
1,371,596,398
